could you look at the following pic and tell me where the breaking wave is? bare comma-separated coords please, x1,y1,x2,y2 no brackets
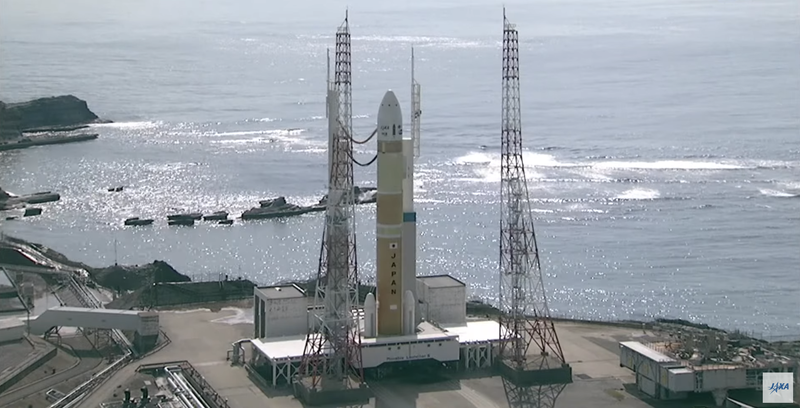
616,188,661,200
451,151,795,184
90,121,162,129
759,188,800,198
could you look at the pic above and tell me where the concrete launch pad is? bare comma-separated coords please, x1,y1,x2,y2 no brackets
252,319,502,386
76,306,731,408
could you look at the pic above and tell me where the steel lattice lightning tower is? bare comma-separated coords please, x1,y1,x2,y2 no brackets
298,11,365,391
497,10,570,405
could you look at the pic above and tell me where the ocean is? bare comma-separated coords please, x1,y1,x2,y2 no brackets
0,0,798,337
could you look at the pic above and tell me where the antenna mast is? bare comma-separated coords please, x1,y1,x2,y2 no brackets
298,9,365,397
325,48,331,118
497,8,571,407
411,47,422,160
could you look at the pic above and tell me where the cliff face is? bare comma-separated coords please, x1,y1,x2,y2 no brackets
6,95,99,130
0,101,23,140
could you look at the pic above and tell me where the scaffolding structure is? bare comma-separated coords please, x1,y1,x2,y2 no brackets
297,11,365,395
496,9,570,406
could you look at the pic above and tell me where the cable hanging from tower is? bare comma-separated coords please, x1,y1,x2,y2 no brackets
340,119,377,145
348,150,377,167
339,120,378,166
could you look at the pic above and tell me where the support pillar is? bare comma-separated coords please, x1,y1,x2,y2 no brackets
711,389,727,407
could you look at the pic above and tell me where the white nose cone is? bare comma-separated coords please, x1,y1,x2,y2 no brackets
377,90,403,142
364,292,376,311
364,292,377,337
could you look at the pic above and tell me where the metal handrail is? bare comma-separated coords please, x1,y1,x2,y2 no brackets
67,276,135,356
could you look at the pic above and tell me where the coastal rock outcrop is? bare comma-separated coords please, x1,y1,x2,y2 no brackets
5,95,101,131
241,186,378,221
0,235,189,293
0,102,23,140
0,188,60,211
0,95,107,144
318,186,377,206
90,260,191,292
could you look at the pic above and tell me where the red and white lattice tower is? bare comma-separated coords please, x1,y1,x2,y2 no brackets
497,9,570,406
298,11,365,390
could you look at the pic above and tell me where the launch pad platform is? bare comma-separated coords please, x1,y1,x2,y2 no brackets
251,319,502,386
497,357,574,387
292,375,372,406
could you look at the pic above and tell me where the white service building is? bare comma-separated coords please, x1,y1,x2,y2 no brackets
0,318,25,343
253,285,307,339
416,275,467,326
248,276,501,386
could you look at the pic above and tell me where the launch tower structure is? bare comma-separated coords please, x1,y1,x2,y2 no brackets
401,46,422,329
297,11,368,402
496,8,571,406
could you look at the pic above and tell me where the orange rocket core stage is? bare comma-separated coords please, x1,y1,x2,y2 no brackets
375,139,404,336
375,90,406,337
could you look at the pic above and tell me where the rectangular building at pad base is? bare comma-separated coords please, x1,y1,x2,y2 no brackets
250,319,502,387
293,375,373,407
496,358,573,387
361,321,460,367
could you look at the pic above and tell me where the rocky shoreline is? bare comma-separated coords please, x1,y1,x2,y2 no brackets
0,235,190,291
0,187,60,212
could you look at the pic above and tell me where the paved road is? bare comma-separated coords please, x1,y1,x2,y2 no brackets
0,352,103,407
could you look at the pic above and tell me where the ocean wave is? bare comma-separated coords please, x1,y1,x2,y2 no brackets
759,188,800,198
593,160,744,170
616,188,660,200
450,151,797,184
90,121,162,129
452,151,755,170
528,195,689,205
213,128,305,138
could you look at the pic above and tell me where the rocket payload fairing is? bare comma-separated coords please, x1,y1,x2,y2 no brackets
375,90,405,336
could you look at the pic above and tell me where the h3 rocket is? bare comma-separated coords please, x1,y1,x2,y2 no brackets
373,90,416,337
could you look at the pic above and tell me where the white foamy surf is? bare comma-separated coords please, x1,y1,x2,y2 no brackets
616,188,661,200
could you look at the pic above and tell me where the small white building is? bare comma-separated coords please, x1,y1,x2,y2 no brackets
0,318,25,343
253,285,307,339
416,275,466,326
620,341,798,407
